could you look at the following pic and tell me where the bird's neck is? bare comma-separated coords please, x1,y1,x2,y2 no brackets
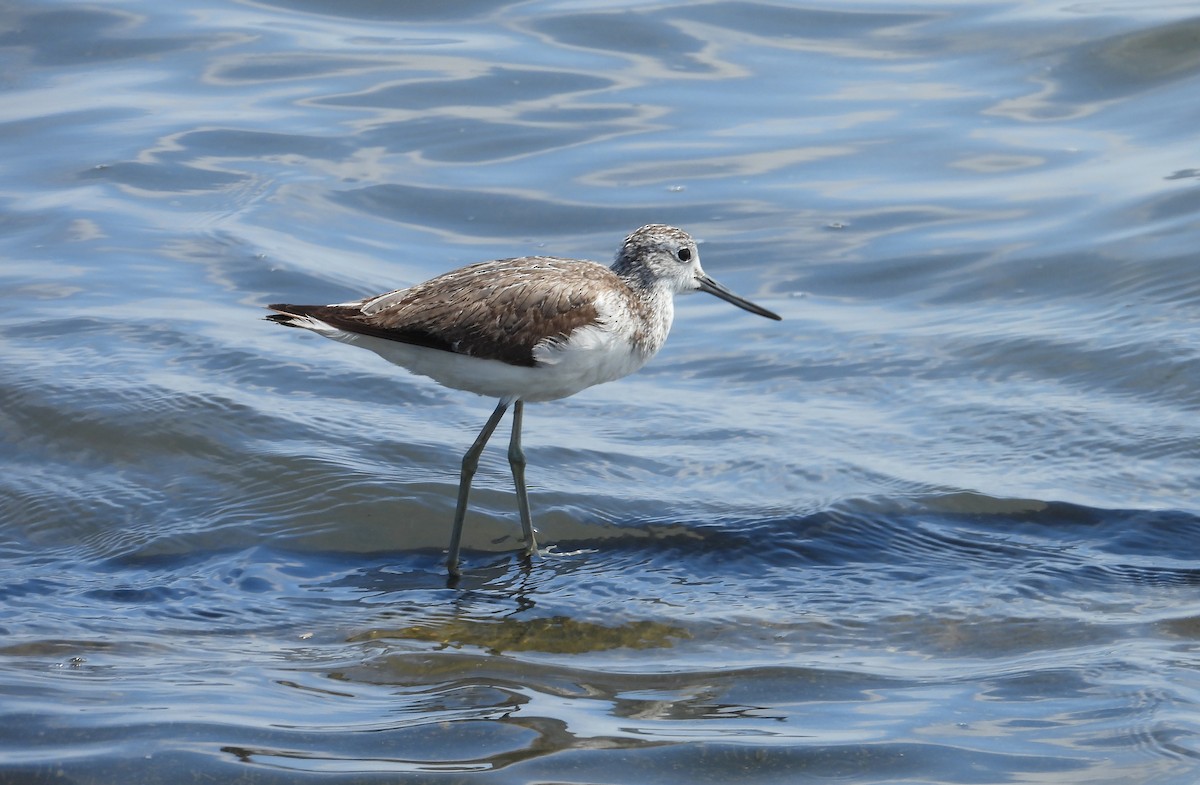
611,255,656,292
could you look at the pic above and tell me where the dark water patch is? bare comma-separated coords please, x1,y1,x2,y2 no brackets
3,546,362,637
83,584,194,606
162,128,354,163
241,0,505,23
207,53,405,84
1058,16,1200,100
0,356,272,468
532,11,716,75
0,6,213,67
0,576,61,604
357,116,633,164
318,66,615,112
528,498,1200,611
1138,182,1200,224
984,15,1200,126
0,108,143,154
595,742,1087,784
687,1,940,44
925,246,1200,310
343,651,907,708
19,495,1189,645
519,104,645,125
331,182,722,240
80,160,249,194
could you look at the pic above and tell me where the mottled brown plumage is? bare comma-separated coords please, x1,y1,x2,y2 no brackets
269,258,615,367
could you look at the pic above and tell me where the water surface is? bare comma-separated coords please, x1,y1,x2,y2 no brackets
2,1,1199,782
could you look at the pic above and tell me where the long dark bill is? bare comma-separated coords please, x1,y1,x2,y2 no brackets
697,273,782,321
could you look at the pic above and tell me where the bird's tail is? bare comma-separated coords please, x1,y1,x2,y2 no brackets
265,304,327,331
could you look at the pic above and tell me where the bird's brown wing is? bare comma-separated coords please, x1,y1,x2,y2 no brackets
268,258,617,368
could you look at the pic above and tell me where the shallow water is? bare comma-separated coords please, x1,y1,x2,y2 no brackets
2,0,1200,782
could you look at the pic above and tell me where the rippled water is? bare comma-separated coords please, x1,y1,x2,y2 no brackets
3,0,1200,782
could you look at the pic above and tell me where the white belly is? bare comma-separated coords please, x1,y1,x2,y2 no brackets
320,324,651,403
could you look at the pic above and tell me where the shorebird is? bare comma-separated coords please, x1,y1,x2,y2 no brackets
267,224,780,577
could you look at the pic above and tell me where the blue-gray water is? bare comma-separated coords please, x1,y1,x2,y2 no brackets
2,1,1199,782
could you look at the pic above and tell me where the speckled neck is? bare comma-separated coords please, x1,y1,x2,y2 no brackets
610,244,659,293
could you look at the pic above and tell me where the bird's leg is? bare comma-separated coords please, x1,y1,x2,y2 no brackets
507,400,538,560
446,399,509,577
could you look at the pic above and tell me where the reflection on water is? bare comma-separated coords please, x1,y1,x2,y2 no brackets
2,0,1200,782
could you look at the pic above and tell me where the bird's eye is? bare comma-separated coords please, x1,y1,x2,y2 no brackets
676,247,692,262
